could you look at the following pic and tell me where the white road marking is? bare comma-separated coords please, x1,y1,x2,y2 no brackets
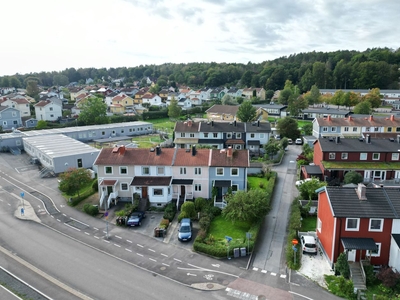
261,270,267,274
57,219,61,222
114,244,121,248
187,273,197,277
137,244,144,248
162,263,170,267
94,236,99,239
136,253,143,257
103,240,110,243
127,240,132,243
149,258,157,262
125,248,132,252
174,258,182,262
211,264,220,268
270,272,277,276
289,291,313,299
252,267,259,271
84,232,90,235
64,223,81,231
161,253,168,257
115,235,122,239
93,227,98,230
280,274,287,278
148,248,155,252
62,213,67,217
69,217,89,227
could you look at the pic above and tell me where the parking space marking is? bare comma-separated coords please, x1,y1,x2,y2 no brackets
136,253,143,257
161,253,168,257
270,272,277,276
103,240,110,243
125,249,132,252
94,236,99,239
62,214,67,217
162,263,169,267
148,248,155,252
174,258,182,263
115,235,122,239
261,270,267,274
137,244,144,248
252,267,258,271
149,258,157,262
280,274,287,278
127,240,132,243
93,227,98,230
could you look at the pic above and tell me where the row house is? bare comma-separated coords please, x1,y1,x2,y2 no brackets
312,135,400,184
209,87,227,101
226,87,243,99
317,184,400,272
254,104,287,118
94,145,249,209
34,100,62,121
0,97,31,117
312,114,400,138
173,120,271,155
242,88,266,100
320,89,400,104
299,108,350,121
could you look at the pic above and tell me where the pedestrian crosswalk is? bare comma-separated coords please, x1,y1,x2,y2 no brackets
226,287,259,300
252,267,287,279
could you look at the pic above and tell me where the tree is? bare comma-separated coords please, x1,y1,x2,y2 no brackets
302,123,313,136
264,139,280,159
241,71,252,87
288,95,308,117
363,88,382,108
236,101,256,122
353,101,372,114
58,168,92,198
335,252,350,279
221,94,237,105
179,201,196,221
297,178,326,201
303,85,321,107
167,96,181,119
222,189,270,223
53,74,69,86
36,120,47,129
277,117,300,140
10,76,21,88
26,80,40,98
236,96,244,104
78,97,109,125
343,171,363,184
149,83,161,94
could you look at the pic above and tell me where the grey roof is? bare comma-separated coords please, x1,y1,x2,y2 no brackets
199,121,245,132
341,237,377,250
320,89,400,94
245,122,271,132
302,108,350,115
303,165,322,175
317,136,400,153
325,186,400,218
254,104,287,109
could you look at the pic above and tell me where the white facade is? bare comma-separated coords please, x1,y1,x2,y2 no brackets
34,101,62,121
1,98,31,117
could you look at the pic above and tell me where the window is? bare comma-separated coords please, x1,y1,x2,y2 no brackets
120,167,127,174
50,114,54,118
231,185,238,192
231,168,239,176
227,133,232,138
341,153,348,160
374,127,379,132
203,133,209,138
322,127,328,132
180,133,185,137
157,167,165,175
366,127,370,132
142,167,150,175
360,153,367,160
216,168,224,176
329,153,336,160
49,107,53,111
369,219,383,232
260,133,265,139
392,153,399,160
213,133,218,138
345,218,359,231
105,166,112,174
344,127,349,132
317,218,322,233
189,133,194,138
195,184,202,191
396,127,400,132
388,127,392,132
236,133,241,138
153,189,163,196
372,153,380,160
194,167,201,175
121,183,128,191
250,133,255,138
353,127,357,132
331,127,336,132
180,167,186,175
367,243,381,257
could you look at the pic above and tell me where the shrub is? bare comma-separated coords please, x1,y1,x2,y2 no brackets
159,218,170,228
180,201,196,219
83,204,99,216
92,179,98,191
194,197,208,212
325,275,356,299
178,210,190,222
377,266,400,288
199,215,211,231
335,252,350,279
163,202,177,221
209,206,222,217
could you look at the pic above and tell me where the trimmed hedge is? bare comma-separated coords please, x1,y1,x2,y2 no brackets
286,197,302,270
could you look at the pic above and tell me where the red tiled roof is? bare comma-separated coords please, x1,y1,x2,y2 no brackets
100,179,117,186
112,94,128,102
173,149,210,166
34,100,51,107
210,149,249,167
225,139,245,144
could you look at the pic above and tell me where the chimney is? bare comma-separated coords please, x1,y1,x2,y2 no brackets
356,183,367,200
156,145,161,155
348,115,352,121
366,134,371,144
187,120,192,127
369,115,373,121
227,146,233,158
234,120,237,127
192,145,196,156
211,120,214,127
390,115,395,121
257,120,260,127
327,115,331,121
335,136,340,144
119,145,126,155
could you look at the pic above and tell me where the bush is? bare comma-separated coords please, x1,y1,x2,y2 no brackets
180,201,196,219
83,204,99,216
194,197,208,212
159,218,170,228
209,206,222,217
163,202,177,221
92,179,98,191
325,275,356,299
335,252,350,279
178,210,190,223
199,215,211,231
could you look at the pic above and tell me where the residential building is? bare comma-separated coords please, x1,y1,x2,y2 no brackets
243,87,266,100
34,100,62,121
142,93,164,107
1,97,31,117
254,104,287,118
111,94,135,113
299,108,351,121
205,104,239,121
0,106,22,130
317,184,400,270
320,89,400,104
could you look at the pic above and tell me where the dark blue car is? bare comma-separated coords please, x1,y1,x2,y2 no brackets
126,211,146,226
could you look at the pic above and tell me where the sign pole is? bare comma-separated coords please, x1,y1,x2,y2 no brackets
20,192,25,210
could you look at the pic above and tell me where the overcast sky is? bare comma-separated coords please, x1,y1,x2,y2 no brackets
1,0,398,76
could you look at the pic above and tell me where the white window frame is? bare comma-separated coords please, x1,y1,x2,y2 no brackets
120,183,129,191
360,153,367,160
142,167,150,175
331,127,336,132
345,218,360,231
157,167,165,175
367,243,381,257
317,218,322,233
153,188,163,196
372,153,380,160
250,133,255,138
194,167,201,175
341,153,348,160
236,133,241,139
344,127,349,132
194,184,201,191
369,218,383,232
105,166,113,174
322,127,328,132
353,127,357,132
231,168,239,176
392,153,399,160
180,133,185,137
216,168,224,176
120,166,127,175
231,184,238,193
204,133,209,138
213,133,218,138
180,167,186,175
329,153,336,160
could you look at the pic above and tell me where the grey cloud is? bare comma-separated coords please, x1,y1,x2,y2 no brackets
219,21,229,32
200,0,226,5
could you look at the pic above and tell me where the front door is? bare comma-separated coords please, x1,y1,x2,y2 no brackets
347,249,356,262
107,186,113,195
142,187,148,199
181,185,185,197
77,158,83,168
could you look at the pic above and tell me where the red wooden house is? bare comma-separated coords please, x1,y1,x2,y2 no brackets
312,135,400,184
317,183,400,269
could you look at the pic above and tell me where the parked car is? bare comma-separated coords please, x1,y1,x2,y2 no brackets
275,134,281,140
178,218,192,242
287,138,293,144
300,235,317,254
126,211,146,226
295,138,303,145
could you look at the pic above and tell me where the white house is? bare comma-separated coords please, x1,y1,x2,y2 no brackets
142,93,164,107
34,100,62,121
1,98,31,117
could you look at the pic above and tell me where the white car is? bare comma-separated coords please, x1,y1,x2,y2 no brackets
295,138,303,145
301,235,317,254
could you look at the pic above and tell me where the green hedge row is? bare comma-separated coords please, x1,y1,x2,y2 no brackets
286,197,302,270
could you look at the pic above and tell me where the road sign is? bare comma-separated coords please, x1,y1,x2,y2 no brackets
292,246,298,252
104,211,109,217
246,232,252,239
20,192,25,198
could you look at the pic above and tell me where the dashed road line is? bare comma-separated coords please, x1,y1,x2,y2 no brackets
136,253,143,257
148,248,155,252
62,214,67,217
103,240,110,244
270,272,277,276
57,219,61,222
115,235,122,239
252,267,258,271
126,240,132,243
137,244,144,248
162,263,170,267
261,270,267,274
161,253,168,257
84,232,90,235
114,244,121,248
149,258,157,262
93,227,98,230
174,258,182,263
125,249,132,252
94,236,99,239
64,223,81,231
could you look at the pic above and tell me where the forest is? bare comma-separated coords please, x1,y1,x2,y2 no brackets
1,47,399,93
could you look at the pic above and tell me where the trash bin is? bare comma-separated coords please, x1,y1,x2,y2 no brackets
240,247,247,257
154,228,159,237
233,248,240,258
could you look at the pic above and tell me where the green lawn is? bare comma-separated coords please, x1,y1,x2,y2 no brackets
131,134,165,148
247,176,269,190
301,216,317,232
208,215,251,243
